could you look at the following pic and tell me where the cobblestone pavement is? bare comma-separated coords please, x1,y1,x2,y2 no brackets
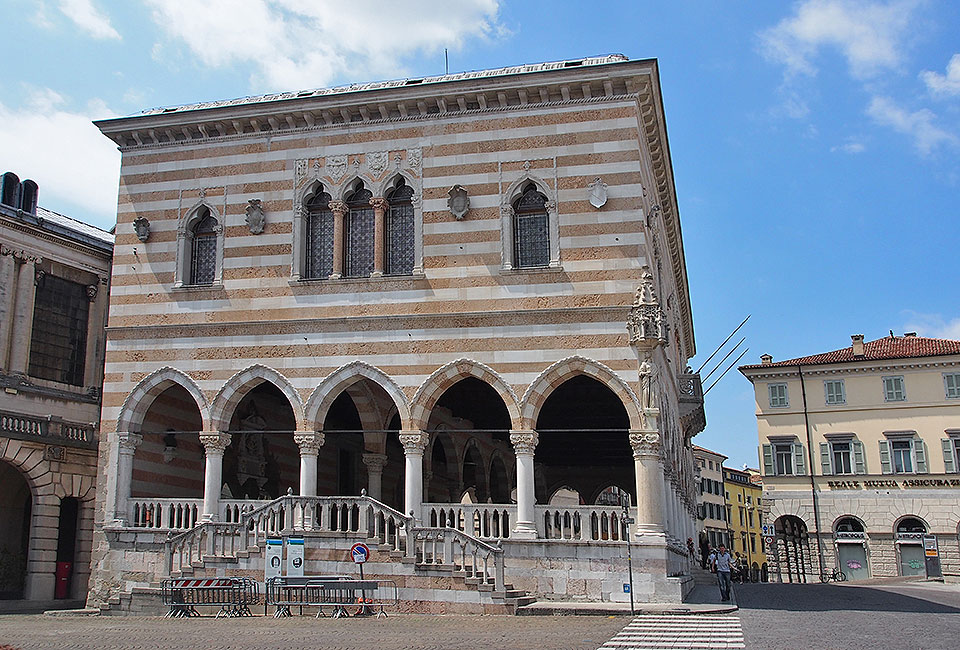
736,580,960,650
598,614,744,649
0,613,630,650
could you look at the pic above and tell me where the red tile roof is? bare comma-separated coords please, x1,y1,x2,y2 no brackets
692,444,727,459
740,335,960,370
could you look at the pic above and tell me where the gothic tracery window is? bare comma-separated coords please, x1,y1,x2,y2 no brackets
190,208,218,285
305,189,334,279
344,183,374,278
385,177,415,275
513,182,550,268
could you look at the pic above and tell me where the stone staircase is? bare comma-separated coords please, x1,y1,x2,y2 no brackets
106,494,534,615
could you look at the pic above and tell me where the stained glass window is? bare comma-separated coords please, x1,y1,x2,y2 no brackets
305,190,333,279
513,183,549,268
190,208,218,285
345,184,374,278
29,274,89,386
385,179,415,275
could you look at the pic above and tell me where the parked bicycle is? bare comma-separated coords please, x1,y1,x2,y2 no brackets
819,567,847,583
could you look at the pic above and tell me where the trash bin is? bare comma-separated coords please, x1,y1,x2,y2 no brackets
55,561,72,599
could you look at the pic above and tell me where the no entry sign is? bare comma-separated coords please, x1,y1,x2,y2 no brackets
351,542,370,564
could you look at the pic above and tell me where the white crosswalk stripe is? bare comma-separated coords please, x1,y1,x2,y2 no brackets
598,614,745,649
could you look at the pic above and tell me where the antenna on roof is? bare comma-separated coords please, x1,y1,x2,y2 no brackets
445,49,449,75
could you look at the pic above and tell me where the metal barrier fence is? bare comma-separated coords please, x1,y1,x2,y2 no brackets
161,577,260,618
266,576,399,618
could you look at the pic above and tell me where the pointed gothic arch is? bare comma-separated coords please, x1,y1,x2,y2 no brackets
116,366,211,433
174,200,225,287
210,364,305,432
410,359,521,432
305,361,411,431
520,356,642,431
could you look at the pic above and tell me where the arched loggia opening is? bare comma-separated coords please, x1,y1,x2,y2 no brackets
222,382,298,500
130,383,205,528
774,515,812,583
535,376,632,541
316,392,365,497
422,377,515,537
0,461,32,599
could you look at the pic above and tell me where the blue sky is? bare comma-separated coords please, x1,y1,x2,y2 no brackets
2,1,958,468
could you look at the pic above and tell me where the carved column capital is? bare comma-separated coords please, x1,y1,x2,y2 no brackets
499,204,514,219
362,453,388,471
510,430,539,455
199,431,232,454
116,431,143,452
328,200,348,215
86,284,99,301
629,430,661,459
369,197,389,212
294,431,325,453
399,430,429,455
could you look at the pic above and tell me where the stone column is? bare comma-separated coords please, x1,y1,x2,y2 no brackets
362,453,388,500
328,200,347,279
295,431,325,496
9,256,40,373
369,197,388,277
399,430,429,522
0,247,17,370
629,429,665,540
510,430,539,539
106,432,142,525
200,432,231,521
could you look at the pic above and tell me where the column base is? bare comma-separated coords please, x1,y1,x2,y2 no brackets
633,528,668,546
511,523,538,540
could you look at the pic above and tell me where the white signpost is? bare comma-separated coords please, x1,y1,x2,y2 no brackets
287,537,305,577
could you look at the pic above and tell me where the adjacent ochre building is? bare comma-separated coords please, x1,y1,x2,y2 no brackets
723,465,764,580
0,172,113,601
87,56,707,612
740,334,960,583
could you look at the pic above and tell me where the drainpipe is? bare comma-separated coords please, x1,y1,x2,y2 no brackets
798,365,826,577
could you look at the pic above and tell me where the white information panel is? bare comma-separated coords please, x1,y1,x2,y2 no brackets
287,537,305,577
265,537,283,584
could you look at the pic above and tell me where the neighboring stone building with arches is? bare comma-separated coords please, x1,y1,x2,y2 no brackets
0,174,113,602
89,56,706,611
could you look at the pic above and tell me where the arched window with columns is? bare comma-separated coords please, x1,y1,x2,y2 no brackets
344,181,374,278
385,177,415,275
190,208,218,285
304,188,334,279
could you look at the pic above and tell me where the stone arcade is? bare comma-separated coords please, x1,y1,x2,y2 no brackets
89,56,706,613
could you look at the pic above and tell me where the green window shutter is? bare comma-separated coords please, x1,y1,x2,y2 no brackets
942,439,957,474
853,440,866,474
820,442,832,475
793,443,806,476
914,440,928,474
762,444,774,476
878,440,892,474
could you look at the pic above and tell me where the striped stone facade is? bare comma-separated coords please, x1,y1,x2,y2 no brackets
89,56,705,607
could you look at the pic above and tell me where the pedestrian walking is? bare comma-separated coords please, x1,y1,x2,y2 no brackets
699,533,710,570
712,544,733,601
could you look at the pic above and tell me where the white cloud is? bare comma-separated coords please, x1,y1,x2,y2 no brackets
866,96,957,154
901,312,960,340
831,140,866,153
921,54,960,96
759,0,917,79
58,0,120,40
143,0,502,92
0,88,121,224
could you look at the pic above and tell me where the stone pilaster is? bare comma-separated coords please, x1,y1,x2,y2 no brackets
200,431,231,521
9,254,40,373
106,431,142,525
0,247,17,370
510,429,539,539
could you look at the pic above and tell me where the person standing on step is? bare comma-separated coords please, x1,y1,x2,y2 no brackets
712,543,733,602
